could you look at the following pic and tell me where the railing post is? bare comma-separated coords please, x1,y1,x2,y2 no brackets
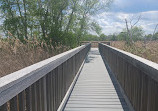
52,70,56,111
61,64,64,99
18,91,25,111
58,65,62,105
0,44,90,111
31,83,37,111
37,79,43,111
0,103,7,111
25,86,32,111
10,96,18,111
99,43,158,111
46,73,51,111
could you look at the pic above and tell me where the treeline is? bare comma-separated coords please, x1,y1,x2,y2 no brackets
0,0,112,48
82,26,158,41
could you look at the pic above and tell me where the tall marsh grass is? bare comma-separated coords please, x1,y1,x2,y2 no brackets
111,41,158,63
0,38,69,77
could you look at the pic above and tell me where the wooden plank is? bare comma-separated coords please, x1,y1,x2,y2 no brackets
31,83,37,111
65,104,126,108
25,86,32,111
57,60,86,111
10,96,18,111
0,103,7,111
41,76,47,111
68,98,126,102
64,48,129,111
64,107,127,111
18,91,25,111
67,101,126,105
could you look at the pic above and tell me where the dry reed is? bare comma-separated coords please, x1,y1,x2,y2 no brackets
111,41,158,63
0,38,69,77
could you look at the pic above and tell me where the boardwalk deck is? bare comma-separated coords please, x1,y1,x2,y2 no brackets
64,48,129,111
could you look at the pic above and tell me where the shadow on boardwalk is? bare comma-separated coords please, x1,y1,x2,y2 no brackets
85,48,99,63
101,55,130,111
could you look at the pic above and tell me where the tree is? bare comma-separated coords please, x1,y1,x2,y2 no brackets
76,0,113,44
0,0,113,47
152,24,158,40
131,26,144,41
145,34,152,40
91,22,102,36
152,32,158,40
110,34,117,41
81,34,99,41
125,15,141,44
100,34,107,41
117,31,127,41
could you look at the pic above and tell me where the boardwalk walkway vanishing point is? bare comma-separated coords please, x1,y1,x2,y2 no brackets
64,48,130,111
1,43,158,111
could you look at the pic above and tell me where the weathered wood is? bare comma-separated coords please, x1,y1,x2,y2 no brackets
18,91,25,111
81,41,110,47
36,79,42,111
41,76,47,111
0,44,90,106
63,62,67,96
58,65,63,103
64,48,129,111
25,86,32,111
0,43,91,110
99,43,158,111
52,70,56,111
58,58,86,111
46,73,51,111
10,96,18,111
50,71,54,111
0,103,7,111
31,83,37,111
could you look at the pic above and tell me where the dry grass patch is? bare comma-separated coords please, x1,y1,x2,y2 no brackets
111,41,158,63
0,38,69,77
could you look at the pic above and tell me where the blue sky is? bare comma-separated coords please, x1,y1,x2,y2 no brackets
93,0,158,35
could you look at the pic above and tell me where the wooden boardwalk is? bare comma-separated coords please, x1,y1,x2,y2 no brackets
64,48,129,111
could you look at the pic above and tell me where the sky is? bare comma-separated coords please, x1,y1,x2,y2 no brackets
93,0,158,35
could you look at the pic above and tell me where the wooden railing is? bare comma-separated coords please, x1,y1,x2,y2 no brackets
99,43,158,111
81,41,110,47
0,44,91,111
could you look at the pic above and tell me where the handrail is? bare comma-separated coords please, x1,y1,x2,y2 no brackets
99,43,158,81
0,43,91,111
99,43,158,111
81,41,110,48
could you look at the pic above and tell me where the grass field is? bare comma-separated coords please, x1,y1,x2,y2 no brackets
111,41,158,63
0,38,69,77
1,40,157,77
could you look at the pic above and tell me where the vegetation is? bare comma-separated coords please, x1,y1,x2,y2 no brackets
81,26,158,42
0,0,157,76
0,0,112,48
0,0,113,77
111,41,158,63
0,37,69,77
81,25,158,64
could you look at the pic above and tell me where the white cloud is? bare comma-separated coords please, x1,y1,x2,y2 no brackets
141,11,158,21
92,11,158,35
